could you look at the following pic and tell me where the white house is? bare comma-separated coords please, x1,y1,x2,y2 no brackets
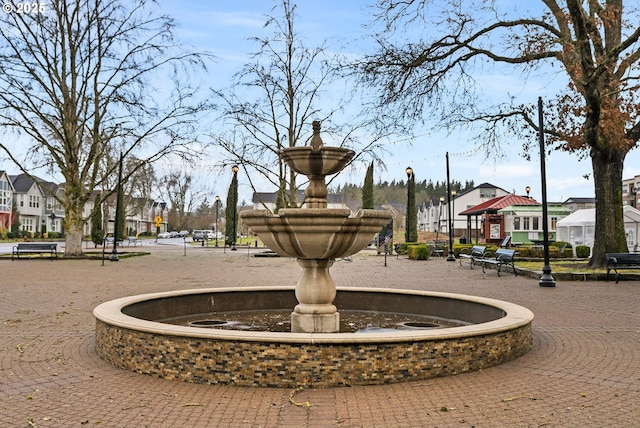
0,171,14,232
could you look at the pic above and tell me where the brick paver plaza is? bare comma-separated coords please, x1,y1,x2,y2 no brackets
1,243,638,427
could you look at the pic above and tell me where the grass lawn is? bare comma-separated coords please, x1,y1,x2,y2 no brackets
515,260,606,273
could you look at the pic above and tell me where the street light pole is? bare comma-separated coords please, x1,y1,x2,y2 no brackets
537,97,556,287
109,153,123,262
231,165,239,251
215,195,220,247
405,166,413,243
436,196,444,241
445,152,455,261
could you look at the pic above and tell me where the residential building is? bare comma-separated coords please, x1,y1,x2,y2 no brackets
7,173,168,238
417,183,511,236
562,197,596,212
0,171,14,232
622,175,640,208
10,173,47,235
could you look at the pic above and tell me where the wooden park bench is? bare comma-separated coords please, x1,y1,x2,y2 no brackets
480,248,517,277
12,243,58,261
458,245,486,269
606,252,640,283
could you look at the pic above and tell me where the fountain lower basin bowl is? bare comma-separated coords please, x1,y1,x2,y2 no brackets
94,287,534,387
240,208,392,259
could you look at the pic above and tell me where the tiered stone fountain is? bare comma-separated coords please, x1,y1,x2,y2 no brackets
240,121,392,333
93,122,534,387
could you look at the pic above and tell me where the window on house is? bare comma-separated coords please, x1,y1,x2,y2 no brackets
551,217,558,229
21,218,33,232
513,217,521,230
532,217,539,230
523,217,530,230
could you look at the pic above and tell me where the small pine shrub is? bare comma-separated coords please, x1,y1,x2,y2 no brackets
575,245,590,258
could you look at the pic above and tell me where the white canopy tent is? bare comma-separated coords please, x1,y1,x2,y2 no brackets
556,206,640,253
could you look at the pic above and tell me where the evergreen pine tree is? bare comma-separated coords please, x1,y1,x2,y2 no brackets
225,171,238,246
90,194,104,248
362,162,374,209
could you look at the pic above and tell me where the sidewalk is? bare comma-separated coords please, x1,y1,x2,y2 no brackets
0,246,638,427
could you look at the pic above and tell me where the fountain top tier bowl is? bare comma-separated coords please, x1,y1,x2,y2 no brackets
279,145,355,177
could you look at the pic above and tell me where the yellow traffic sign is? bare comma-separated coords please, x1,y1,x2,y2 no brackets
154,216,162,226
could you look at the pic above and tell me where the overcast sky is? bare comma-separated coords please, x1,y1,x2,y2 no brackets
3,0,639,205
158,0,638,204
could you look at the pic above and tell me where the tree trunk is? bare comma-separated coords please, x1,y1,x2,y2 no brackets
64,220,85,256
590,148,627,267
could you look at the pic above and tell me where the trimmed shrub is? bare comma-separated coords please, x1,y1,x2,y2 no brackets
575,245,590,258
407,244,430,260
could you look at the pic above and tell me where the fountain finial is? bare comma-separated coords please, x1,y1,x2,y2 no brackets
310,120,323,151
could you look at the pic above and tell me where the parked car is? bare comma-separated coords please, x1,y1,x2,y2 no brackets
193,229,214,241
177,230,189,238
169,231,179,238
157,231,170,238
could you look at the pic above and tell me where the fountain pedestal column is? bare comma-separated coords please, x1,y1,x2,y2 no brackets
291,259,339,333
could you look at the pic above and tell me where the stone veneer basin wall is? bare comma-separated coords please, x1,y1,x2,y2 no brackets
93,287,534,387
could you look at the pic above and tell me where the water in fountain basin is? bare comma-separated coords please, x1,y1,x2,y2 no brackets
158,309,471,333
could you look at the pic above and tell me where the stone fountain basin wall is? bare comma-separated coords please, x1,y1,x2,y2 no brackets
94,287,533,388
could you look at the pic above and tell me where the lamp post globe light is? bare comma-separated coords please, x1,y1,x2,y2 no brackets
525,186,531,199
231,165,239,251
405,166,413,243
215,195,220,247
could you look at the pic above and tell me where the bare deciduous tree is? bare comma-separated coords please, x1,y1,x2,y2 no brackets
211,0,396,211
157,171,210,231
0,0,212,255
355,0,640,266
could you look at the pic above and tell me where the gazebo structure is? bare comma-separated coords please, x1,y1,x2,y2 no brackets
459,194,540,245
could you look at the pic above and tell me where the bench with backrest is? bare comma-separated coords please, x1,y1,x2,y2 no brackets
458,245,486,269
128,236,142,247
12,243,58,260
105,237,123,247
481,248,517,277
427,241,446,258
606,252,640,283
499,235,512,248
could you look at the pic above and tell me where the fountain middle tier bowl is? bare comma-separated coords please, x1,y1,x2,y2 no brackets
240,208,392,259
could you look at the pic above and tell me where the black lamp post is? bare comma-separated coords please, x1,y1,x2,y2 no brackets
445,152,455,261
231,165,239,251
405,166,413,243
537,97,556,287
215,195,220,247
109,153,123,262
451,190,457,237
436,196,444,240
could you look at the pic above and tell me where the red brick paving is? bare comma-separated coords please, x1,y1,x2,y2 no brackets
1,244,638,427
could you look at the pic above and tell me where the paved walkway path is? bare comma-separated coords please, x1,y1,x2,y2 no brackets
1,245,638,427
